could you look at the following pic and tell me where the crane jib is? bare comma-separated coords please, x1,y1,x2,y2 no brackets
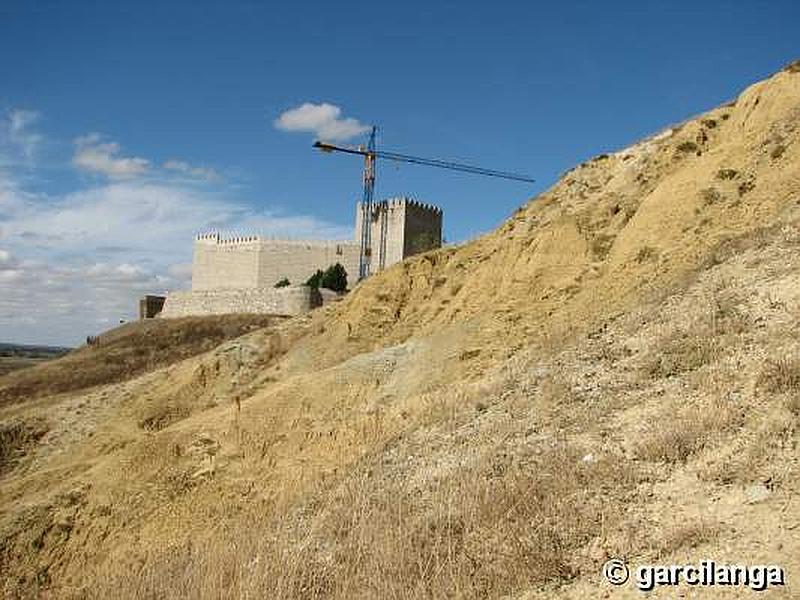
313,142,534,183
313,128,535,281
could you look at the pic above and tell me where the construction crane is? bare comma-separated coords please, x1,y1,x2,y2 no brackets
314,126,535,281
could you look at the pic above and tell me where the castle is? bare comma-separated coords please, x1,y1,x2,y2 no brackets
158,198,442,318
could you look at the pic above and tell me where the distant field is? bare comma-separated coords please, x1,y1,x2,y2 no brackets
0,357,51,376
0,343,72,376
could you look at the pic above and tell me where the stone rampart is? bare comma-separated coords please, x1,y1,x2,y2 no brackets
160,285,319,318
256,239,360,289
191,234,360,291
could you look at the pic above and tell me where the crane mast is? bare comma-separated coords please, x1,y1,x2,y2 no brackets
314,127,534,281
358,127,377,280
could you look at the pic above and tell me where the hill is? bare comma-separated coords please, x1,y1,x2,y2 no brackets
1,62,799,598
0,344,71,377
0,314,285,407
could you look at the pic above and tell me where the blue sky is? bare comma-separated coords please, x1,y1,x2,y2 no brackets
0,0,798,345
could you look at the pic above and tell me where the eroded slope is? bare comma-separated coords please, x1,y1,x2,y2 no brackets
1,63,799,599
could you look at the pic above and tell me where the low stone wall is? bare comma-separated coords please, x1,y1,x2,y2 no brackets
160,286,319,318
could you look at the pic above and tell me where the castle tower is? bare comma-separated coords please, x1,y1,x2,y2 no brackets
354,197,443,275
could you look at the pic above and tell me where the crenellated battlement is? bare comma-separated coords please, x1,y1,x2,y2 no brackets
195,233,258,245
382,196,443,214
194,233,355,248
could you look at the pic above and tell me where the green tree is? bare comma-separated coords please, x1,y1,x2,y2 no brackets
321,263,348,292
274,277,290,288
305,269,324,288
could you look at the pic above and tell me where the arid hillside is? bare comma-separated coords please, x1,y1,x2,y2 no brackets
1,62,799,599
0,314,285,407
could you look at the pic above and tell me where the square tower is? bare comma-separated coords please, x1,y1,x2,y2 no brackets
354,197,443,274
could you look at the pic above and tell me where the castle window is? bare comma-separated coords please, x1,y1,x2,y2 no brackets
336,244,342,255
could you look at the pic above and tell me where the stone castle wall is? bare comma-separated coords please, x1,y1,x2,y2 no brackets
192,234,260,290
160,198,443,319
256,239,360,289
192,235,360,290
160,285,318,318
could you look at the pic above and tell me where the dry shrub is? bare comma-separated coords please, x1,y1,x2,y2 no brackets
0,417,48,475
590,234,613,260
675,141,699,154
89,444,639,599
788,395,800,417
635,246,658,264
784,59,800,73
644,333,717,379
757,358,800,395
137,403,194,432
700,187,722,205
757,358,800,418
645,296,749,380
635,401,743,464
700,407,795,485
650,521,717,558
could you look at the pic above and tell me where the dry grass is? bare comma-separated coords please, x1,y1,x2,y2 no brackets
634,400,744,464
0,357,49,377
89,442,639,599
0,314,284,407
644,293,750,379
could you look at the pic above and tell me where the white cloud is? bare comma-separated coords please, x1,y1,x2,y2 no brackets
85,262,150,281
71,133,223,183
0,177,353,345
163,159,220,181
3,181,351,252
0,256,168,344
0,249,23,283
73,133,150,178
0,114,354,345
274,102,370,141
0,248,17,268
9,109,38,134
3,108,43,160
